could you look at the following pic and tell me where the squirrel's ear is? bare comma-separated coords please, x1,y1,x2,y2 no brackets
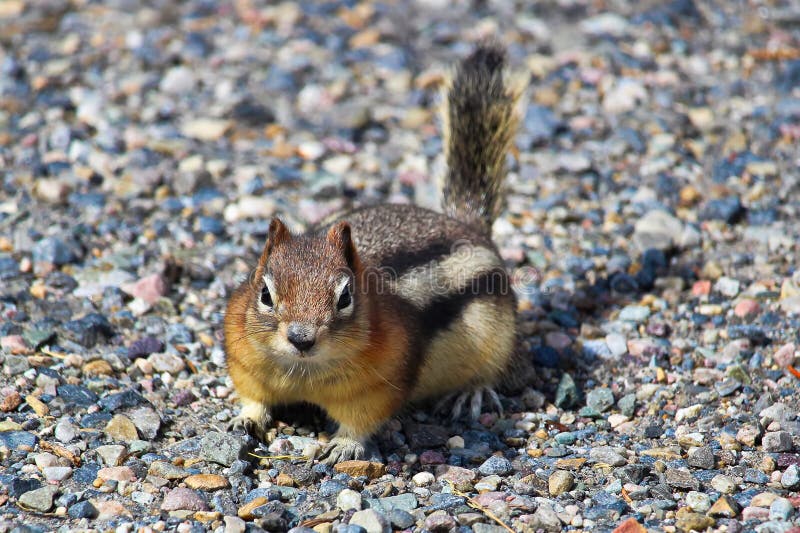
326,221,360,272
256,218,290,272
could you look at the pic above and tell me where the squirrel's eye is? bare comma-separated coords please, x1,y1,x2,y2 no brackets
260,286,273,308
337,285,352,310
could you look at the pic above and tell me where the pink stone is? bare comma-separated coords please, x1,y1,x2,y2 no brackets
419,450,445,465
160,487,208,511
435,465,476,489
774,342,797,367
1,335,30,355
122,274,169,305
398,170,427,186
692,280,711,296
94,500,132,520
499,246,525,263
97,466,137,482
742,506,770,521
734,299,760,318
627,339,656,357
545,331,572,351
473,492,507,507
479,412,497,427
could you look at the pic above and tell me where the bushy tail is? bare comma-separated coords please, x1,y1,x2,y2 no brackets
441,44,524,233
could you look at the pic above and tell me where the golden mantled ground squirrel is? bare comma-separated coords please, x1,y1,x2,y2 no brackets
224,44,525,463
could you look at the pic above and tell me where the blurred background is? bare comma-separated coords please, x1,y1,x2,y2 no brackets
1,1,800,531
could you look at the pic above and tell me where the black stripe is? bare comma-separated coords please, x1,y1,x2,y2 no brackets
379,240,455,277
418,267,510,335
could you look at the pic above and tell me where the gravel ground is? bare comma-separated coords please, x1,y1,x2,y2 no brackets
2,0,800,532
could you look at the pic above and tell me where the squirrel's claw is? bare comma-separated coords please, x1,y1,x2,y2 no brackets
227,411,273,442
438,387,504,421
319,437,365,465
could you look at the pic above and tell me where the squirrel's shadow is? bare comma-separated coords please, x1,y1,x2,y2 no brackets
520,246,703,406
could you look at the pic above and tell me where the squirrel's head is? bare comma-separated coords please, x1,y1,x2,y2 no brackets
245,217,369,364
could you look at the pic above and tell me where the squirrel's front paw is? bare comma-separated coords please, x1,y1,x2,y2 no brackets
318,437,365,465
227,402,273,442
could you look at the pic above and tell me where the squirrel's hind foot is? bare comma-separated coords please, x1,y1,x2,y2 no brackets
319,436,365,465
437,387,504,421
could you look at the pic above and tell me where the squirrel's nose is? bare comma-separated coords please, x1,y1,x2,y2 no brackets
286,323,316,352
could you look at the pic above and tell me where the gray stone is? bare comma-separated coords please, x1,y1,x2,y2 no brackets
781,465,800,489
387,509,415,530
605,333,628,357
666,468,700,490
555,373,580,409
586,388,615,412
686,491,711,513
129,406,161,439
148,460,188,480
337,489,362,511
770,497,794,521
633,210,684,251
96,444,127,466
478,455,513,476
763,431,793,452
714,277,740,297
687,446,715,469
618,305,651,323
224,515,246,533
54,420,78,443
530,502,562,532
473,524,509,533
618,394,636,417
3,355,30,375
19,485,58,512
43,466,73,482
589,446,627,467
369,493,418,512
200,431,246,466
349,509,391,533
424,510,456,532
32,236,82,265
711,474,737,493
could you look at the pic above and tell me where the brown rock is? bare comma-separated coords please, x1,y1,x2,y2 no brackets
555,457,587,471
736,424,761,447
83,359,114,376
613,517,647,533
435,465,476,492
707,495,741,518
185,474,229,491
675,509,714,532
1,391,22,412
333,460,385,479
194,511,221,522
25,395,49,417
750,492,779,507
105,414,139,441
275,472,295,487
548,470,574,496
238,497,268,520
